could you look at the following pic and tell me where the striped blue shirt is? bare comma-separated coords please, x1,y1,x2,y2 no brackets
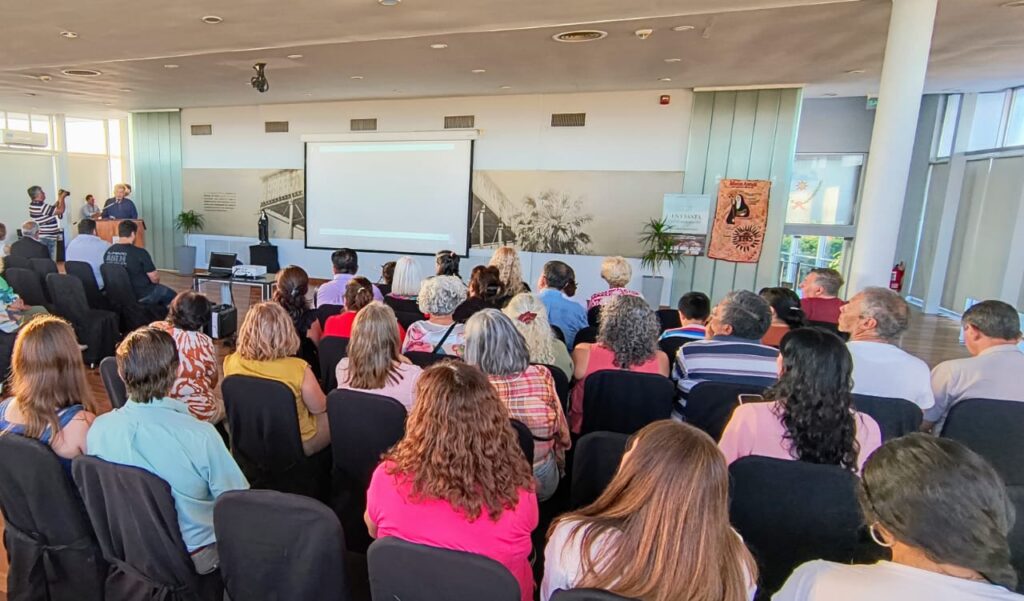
673,335,779,402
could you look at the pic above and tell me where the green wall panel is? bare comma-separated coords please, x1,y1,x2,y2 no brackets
131,111,183,269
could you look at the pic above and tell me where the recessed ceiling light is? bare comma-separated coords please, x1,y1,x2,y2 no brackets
664,58,682,63
471,69,487,74
24,93,37,97
1001,1,1024,7
61,68,102,77
377,0,401,5
845,69,866,74
164,64,179,69
119,88,133,92
39,75,52,82
304,92,313,96
350,75,364,80
59,31,78,39
671,25,696,32
201,15,223,24
499,85,512,90
287,54,303,59
552,30,607,43
823,92,839,97
430,43,448,49
658,77,672,82
393,89,404,93
104,102,114,106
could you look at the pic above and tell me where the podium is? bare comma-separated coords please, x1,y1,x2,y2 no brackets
95,219,146,248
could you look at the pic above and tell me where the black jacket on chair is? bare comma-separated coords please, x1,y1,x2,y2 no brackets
45,274,119,366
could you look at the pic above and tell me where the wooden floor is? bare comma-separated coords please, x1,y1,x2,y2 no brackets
0,276,969,598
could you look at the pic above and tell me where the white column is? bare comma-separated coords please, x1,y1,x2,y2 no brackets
847,0,938,293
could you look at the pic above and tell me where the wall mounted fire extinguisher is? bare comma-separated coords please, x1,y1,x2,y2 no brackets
890,262,906,292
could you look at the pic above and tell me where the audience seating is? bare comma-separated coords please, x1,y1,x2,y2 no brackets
580,370,674,435
405,350,461,368
29,258,58,302
2,254,31,272
851,393,923,441
71,456,223,601
99,356,128,409
808,320,849,341
573,326,598,348
46,274,119,367
64,260,113,312
99,264,168,332
315,304,343,330
657,336,691,364
685,381,769,441
221,375,330,501
535,363,570,411
655,308,682,333
551,325,565,343
214,489,350,601
368,537,521,601
510,418,535,465
551,589,637,601
729,456,881,598
0,435,106,601
570,431,630,509
5,267,54,313
319,336,349,392
586,305,601,328
395,310,424,331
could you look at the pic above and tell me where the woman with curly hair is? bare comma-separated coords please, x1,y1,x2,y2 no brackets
718,327,881,472
488,246,529,296
502,293,573,379
568,295,670,433
402,275,467,356
366,361,537,601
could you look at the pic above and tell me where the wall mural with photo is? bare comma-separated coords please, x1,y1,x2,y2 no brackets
182,168,305,240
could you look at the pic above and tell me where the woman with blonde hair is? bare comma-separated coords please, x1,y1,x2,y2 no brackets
542,421,756,601
503,292,573,379
587,256,642,311
223,302,329,455
489,246,529,296
0,316,97,473
337,302,422,410
366,361,538,601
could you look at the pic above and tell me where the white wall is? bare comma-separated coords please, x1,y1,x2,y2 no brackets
0,151,56,241
796,97,876,154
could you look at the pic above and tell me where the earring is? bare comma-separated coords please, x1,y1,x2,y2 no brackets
869,523,894,548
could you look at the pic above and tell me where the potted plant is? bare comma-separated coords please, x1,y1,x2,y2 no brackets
638,217,682,308
174,210,205,275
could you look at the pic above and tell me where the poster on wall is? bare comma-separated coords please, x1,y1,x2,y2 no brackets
707,179,771,263
182,169,305,240
662,193,711,256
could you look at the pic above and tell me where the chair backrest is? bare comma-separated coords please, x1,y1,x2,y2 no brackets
587,305,601,327
808,320,848,341
535,363,570,411
851,394,923,441
551,589,637,601
368,537,521,601
573,326,598,348
551,325,565,343
65,260,108,310
5,266,48,306
580,370,675,435
405,350,461,368
99,356,129,409
685,381,770,441
3,254,31,272
395,310,424,331
315,304,343,330
941,398,1024,487
46,273,91,324
319,336,349,392
655,308,682,333
30,257,58,279
100,263,168,331
570,431,630,509
657,336,691,364
222,375,307,475
510,418,535,465
214,489,349,601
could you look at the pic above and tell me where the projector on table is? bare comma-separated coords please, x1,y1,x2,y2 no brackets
232,264,268,278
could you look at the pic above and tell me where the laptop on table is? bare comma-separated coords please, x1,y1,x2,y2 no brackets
207,252,237,278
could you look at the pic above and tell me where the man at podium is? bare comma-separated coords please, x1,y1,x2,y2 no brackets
102,183,138,220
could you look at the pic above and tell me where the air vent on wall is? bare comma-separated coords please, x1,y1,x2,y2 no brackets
551,113,586,127
265,121,289,133
190,124,213,136
350,118,377,131
444,115,475,129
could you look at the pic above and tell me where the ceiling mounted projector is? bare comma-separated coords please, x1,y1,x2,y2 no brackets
251,62,269,93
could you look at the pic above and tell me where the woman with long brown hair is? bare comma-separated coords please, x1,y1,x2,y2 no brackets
366,361,538,601
272,265,322,347
336,302,422,409
542,421,756,601
0,316,97,473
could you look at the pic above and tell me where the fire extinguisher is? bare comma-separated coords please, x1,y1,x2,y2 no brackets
890,262,906,292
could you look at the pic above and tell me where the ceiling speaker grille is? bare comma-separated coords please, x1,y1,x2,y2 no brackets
190,124,213,136
444,115,475,129
551,113,586,127
350,118,378,131
264,121,289,133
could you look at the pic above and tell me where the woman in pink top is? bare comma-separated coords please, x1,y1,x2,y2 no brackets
570,295,670,433
336,302,422,410
365,361,538,601
719,328,882,472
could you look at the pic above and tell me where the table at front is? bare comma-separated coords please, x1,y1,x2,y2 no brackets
191,272,276,305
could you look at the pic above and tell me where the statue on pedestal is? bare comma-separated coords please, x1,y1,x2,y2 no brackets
258,210,270,245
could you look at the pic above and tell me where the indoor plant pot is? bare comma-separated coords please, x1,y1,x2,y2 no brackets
174,210,205,275
639,217,683,309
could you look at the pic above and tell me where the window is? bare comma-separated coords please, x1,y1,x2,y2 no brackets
787,155,862,225
935,95,961,158
65,117,107,154
967,92,1008,152
5,112,31,132
30,115,49,135
1006,88,1024,148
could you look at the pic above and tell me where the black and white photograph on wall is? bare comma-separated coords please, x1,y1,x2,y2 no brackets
183,168,305,240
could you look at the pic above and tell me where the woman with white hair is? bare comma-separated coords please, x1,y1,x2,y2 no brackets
587,256,642,311
465,309,571,501
401,275,467,356
502,293,573,379
384,256,424,317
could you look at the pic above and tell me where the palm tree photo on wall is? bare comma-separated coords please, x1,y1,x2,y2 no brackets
509,189,594,255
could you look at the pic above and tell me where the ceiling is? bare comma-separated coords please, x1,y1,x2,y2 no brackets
1,0,1022,116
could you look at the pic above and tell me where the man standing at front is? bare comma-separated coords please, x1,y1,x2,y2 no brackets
27,185,67,258
104,220,175,306
101,183,139,220
316,248,383,308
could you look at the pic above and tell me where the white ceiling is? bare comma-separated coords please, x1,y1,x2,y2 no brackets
1,0,1022,116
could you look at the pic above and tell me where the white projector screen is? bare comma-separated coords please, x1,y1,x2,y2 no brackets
304,138,473,255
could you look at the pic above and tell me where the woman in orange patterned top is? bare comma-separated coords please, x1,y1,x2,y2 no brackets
150,291,223,423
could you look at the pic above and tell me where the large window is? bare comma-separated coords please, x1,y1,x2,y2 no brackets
1006,88,1024,148
934,95,961,158
934,87,1024,156
0,111,53,150
65,117,107,154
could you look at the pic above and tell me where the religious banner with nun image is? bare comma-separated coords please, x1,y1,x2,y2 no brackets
707,179,771,263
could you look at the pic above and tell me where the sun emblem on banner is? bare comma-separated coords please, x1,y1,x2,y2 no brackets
732,225,762,253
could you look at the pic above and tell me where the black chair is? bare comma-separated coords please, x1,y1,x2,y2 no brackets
315,304,343,330
214,489,350,601
326,388,407,553
580,370,675,435
510,418,535,465
729,456,880,597
657,335,692,364
851,394,923,441
685,381,770,441
5,267,53,311
64,260,112,311
655,308,682,333
536,363,570,411
99,263,168,332
573,326,598,348
319,336,350,392
3,254,31,272
405,350,461,368
222,375,330,500
587,305,602,328
552,589,637,601
30,257,58,302
46,274,119,367
99,356,128,409
368,537,521,601
395,310,424,331
808,320,848,341
551,325,565,343
71,456,223,601
0,435,106,601
570,431,630,509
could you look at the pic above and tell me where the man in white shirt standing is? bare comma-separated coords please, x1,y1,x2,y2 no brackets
838,287,934,410
924,300,1024,433
65,219,110,289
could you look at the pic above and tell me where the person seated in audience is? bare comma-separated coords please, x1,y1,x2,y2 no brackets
0,316,96,473
587,256,642,311
0,268,48,333
434,249,462,279
324,276,405,341
489,246,529,296
659,291,711,343
542,421,757,601
223,302,330,455
337,302,422,410
453,265,508,322
674,290,779,405
273,265,322,348
384,256,424,316
315,248,383,308
150,291,223,424
0,222,9,257
775,434,1021,601
377,260,396,296
402,275,467,356
924,299,1024,434
87,327,249,574
798,267,847,325
719,328,882,472
10,221,50,260
65,218,110,289
838,287,934,410
465,309,571,501
571,295,670,433
503,292,574,379
103,220,176,306
538,260,588,348
759,287,806,347
365,361,538,601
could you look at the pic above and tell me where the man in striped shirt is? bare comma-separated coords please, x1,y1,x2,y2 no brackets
27,185,67,258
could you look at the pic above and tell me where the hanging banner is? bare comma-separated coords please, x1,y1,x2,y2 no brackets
707,179,771,263
662,193,711,256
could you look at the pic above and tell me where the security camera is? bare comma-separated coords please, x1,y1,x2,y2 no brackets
250,63,269,93
634,28,654,40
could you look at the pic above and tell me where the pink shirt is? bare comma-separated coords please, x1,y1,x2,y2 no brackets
586,287,642,311
336,359,422,411
718,401,883,473
368,461,538,601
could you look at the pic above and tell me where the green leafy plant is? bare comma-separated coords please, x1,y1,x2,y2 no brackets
174,210,205,246
639,218,682,275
